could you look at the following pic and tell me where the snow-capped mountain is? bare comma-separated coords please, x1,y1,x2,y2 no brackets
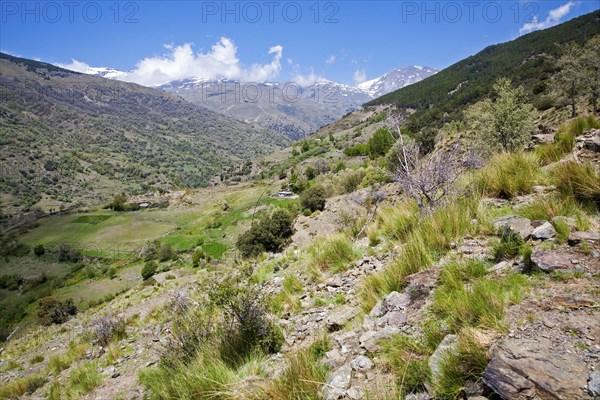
71,65,437,139
358,66,439,98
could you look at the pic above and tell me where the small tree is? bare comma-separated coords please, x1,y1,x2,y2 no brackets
301,185,326,212
465,78,534,152
555,42,584,118
141,261,158,280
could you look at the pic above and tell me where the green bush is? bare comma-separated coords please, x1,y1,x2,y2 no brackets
141,261,158,280
37,297,77,325
301,185,326,212
236,209,296,258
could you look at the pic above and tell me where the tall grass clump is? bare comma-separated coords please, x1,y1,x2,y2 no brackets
359,196,482,312
0,374,47,399
63,361,103,399
550,161,600,210
265,346,329,399
536,116,599,165
433,329,490,398
475,152,540,199
309,234,360,273
431,260,528,332
381,335,431,396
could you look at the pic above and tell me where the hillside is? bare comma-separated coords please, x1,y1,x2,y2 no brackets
0,53,290,217
368,10,600,134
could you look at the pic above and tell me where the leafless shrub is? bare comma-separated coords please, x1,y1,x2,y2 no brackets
389,127,471,214
348,189,387,240
88,315,127,347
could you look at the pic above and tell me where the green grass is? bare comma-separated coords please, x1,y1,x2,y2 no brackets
62,361,103,399
0,373,47,399
550,160,600,210
475,152,540,199
359,196,483,312
140,347,269,399
381,335,431,396
431,260,528,332
72,214,112,224
536,116,600,165
309,234,360,274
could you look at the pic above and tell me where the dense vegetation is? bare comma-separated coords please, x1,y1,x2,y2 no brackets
0,53,290,216
367,10,600,145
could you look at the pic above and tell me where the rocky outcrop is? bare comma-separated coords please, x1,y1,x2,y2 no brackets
483,338,590,400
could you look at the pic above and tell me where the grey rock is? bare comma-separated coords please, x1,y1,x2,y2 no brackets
589,371,600,397
369,300,386,319
383,291,411,311
429,335,459,388
568,231,600,245
404,394,432,400
495,217,533,240
346,386,365,400
374,310,407,329
327,306,356,330
483,338,588,400
531,222,556,240
350,355,374,372
488,261,509,273
359,326,400,352
322,364,352,400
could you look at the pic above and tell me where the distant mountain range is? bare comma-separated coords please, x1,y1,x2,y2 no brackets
76,66,438,139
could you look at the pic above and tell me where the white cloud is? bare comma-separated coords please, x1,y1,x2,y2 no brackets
57,37,284,86
519,1,575,35
353,69,367,85
325,55,336,65
57,59,92,73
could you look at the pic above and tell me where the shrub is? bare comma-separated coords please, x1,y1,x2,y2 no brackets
156,243,175,261
88,315,127,346
38,297,77,325
141,261,158,280
301,185,326,212
236,209,296,258
0,274,23,290
33,243,45,256
57,243,81,262
192,247,209,267
475,152,539,199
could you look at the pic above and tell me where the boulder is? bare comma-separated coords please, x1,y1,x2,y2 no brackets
531,222,556,240
483,338,588,400
494,217,533,240
327,306,356,330
322,364,352,400
359,326,400,352
531,251,575,272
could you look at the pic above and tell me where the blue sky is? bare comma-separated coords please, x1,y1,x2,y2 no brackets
1,1,598,86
